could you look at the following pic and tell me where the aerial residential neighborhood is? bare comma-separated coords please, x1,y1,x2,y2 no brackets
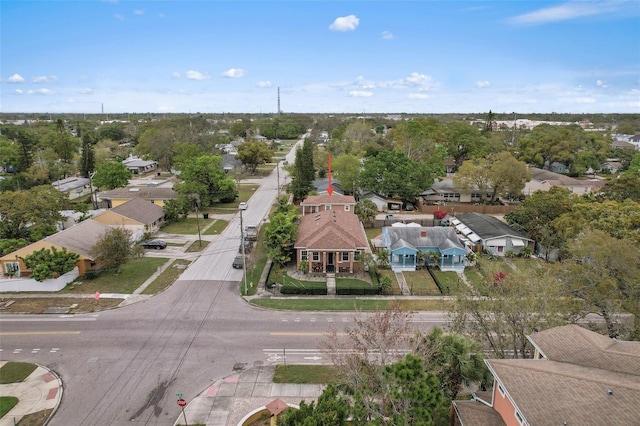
1,0,639,425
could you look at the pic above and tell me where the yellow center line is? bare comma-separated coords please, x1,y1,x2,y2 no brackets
0,331,82,336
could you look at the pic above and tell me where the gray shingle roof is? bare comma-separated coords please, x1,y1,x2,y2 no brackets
99,187,177,200
456,213,530,241
45,219,112,258
484,325,640,426
385,226,465,252
109,198,164,224
453,400,506,426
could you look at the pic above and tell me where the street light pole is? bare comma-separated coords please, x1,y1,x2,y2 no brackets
240,208,247,295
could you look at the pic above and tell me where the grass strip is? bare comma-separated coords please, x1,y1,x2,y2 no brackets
0,362,37,384
273,365,337,384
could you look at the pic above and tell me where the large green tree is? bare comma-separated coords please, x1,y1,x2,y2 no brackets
382,354,444,426
505,187,576,258
359,150,441,203
332,154,361,195
600,174,640,203
445,121,484,170
173,154,237,206
414,327,489,400
288,139,315,201
355,199,378,225
0,185,66,241
91,227,140,274
455,151,530,204
236,140,272,174
92,161,131,190
517,124,578,169
264,201,299,265
390,118,446,163
559,230,640,339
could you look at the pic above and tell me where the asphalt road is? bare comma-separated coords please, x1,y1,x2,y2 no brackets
0,135,448,425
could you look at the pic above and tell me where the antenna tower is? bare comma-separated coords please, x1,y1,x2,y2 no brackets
277,87,281,115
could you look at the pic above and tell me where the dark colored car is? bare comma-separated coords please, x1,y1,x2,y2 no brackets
232,255,245,269
141,239,167,249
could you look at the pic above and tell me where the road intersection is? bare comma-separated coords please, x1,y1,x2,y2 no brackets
0,136,448,425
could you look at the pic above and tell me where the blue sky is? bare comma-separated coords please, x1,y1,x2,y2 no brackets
2,0,639,114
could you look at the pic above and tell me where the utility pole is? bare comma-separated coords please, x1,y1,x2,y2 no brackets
240,208,247,295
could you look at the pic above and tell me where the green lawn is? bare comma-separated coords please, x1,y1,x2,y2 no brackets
203,219,229,235
141,260,191,295
0,362,37,384
60,257,168,294
0,396,18,418
161,217,215,234
273,365,338,384
431,270,467,295
379,269,402,295
185,240,210,252
364,227,383,241
402,270,442,296
335,278,376,291
250,298,453,311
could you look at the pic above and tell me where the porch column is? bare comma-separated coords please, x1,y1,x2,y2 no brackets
323,251,327,273
349,252,354,273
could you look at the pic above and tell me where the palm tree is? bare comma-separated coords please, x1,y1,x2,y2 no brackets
415,327,490,400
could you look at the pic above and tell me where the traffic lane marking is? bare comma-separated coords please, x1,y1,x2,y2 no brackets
0,331,82,336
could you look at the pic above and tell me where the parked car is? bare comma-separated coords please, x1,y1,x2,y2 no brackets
232,255,245,269
141,239,167,249
238,202,248,210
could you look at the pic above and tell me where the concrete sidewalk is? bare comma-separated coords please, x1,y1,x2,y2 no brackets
0,362,62,426
173,365,324,426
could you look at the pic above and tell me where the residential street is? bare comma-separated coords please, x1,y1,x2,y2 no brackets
0,135,449,425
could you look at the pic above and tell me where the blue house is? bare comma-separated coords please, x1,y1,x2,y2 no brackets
382,224,468,272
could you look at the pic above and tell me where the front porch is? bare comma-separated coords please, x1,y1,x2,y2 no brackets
298,249,365,276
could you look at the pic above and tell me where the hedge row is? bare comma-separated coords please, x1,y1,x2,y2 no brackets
336,286,381,296
280,286,328,295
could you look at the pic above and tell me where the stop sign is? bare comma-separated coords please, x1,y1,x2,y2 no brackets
177,398,187,407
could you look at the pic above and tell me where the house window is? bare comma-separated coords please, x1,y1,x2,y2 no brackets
344,205,350,211
312,252,320,262
342,252,349,261
497,246,504,253
4,262,20,277
311,206,317,213
515,410,524,425
325,205,331,211
301,250,308,261
498,384,505,397
354,251,362,261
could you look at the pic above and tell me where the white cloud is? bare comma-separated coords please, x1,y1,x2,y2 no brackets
27,88,54,95
77,88,94,94
349,90,373,97
329,15,359,31
171,71,181,78
33,75,58,83
185,70,211,80
381,30,394,40
256,80,272,88
134,9,144,15
404,72,433,88
7,73,25,83
507,1,627,25
14,89,23,95
596,79,609,88
408,93,430,100
221,68,247,78
475,80,491,88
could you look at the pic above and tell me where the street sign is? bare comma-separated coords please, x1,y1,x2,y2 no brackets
177,398,187,407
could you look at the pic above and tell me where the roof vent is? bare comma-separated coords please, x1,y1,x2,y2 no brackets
606,389,613,396
420,229,427,237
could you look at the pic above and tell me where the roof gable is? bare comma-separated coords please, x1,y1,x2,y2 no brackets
295,209,367,249
108,198,164,224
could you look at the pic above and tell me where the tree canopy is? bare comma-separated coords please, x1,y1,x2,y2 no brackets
0,185,66,241
359,150,441,202
173,154,237,206
236,140,272,174
92,161,131,190
91,227,140,274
